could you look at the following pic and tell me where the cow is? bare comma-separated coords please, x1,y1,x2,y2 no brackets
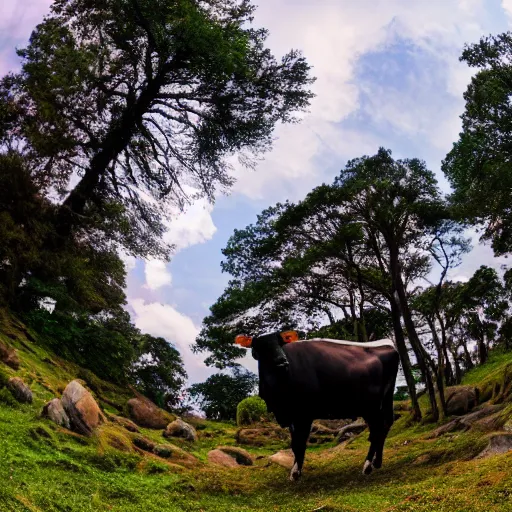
235,330,399,481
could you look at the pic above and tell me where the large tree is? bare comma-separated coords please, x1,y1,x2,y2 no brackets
196,149,465,421
443,32,512,255
1,0,314,256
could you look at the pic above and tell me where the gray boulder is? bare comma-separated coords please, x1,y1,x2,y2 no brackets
42,398,70,429
164,418,198,442
7,377,32,403
445,386,479,416
61,380,104,436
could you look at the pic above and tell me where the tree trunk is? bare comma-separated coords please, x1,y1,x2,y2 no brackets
56,68,170,238
462,340,475,371
426,317,448,418
435,311,454,386
389,299,421,420
391,251,438,422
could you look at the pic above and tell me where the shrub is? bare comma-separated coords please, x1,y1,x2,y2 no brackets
236,396,268,427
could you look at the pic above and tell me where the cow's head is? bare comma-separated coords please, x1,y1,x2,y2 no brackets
235,330,299,369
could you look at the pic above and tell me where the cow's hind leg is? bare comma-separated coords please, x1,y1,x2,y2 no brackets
289,418,312,481
372,386,395,469
362,416,384,475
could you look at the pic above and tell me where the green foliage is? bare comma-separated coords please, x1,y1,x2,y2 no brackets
0,367,9,388
195,148,464,380
130,334,187,410
0,387,17,406
1,0,314,254
236,395,267,426
442,33,512,255
24,308,137,384
188,367,257,421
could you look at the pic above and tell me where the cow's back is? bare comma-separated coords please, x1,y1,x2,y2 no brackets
281,340,399,420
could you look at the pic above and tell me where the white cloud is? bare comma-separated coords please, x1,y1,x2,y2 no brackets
503,0,512,25
144,260,172,291
130,299,215,384
0,0,53,75
163,199,217,251
229,0,491,201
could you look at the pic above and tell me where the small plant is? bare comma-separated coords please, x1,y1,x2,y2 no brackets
236,396,268,426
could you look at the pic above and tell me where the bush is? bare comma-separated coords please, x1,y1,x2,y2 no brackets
236,396,268,426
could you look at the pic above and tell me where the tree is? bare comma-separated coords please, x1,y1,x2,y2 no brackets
443,33,512,255
130,334,187,410
187,367,257,421
196,149,464,421
1,0,314,256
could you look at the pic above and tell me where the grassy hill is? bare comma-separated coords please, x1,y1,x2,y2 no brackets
1,309,512,512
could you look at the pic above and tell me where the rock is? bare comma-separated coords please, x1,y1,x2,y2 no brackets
208,449,239,468
336,419,367,444
217,446,253,466
127,397,170,429
427,405,503,438
164,418,198,442
108,414,140,433
133,436,156,452
154,443,197,465
61,380,104,436
445,386,479,416
269,449,295,469
7,377,32,403
42,398,70,429
0,342,20,370
310,422,339,436
476,434,512,459
236,427,289,446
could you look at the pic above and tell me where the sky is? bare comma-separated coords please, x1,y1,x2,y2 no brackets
2,0,512,385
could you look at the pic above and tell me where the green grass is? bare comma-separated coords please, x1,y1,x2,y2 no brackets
1,309,512,511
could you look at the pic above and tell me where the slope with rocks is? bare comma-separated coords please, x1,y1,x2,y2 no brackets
1,308,512,511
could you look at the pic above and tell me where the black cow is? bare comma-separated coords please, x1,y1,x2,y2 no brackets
235,331,399,481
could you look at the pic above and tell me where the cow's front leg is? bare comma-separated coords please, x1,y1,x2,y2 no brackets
289,418,312,481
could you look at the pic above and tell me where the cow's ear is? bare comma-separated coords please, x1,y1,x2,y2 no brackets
280,330,299,343
235,334,253,348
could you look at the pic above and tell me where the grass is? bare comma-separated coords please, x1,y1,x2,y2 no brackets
1,309,512,511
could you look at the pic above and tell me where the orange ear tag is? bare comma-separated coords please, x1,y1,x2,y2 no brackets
235,334,253,348
280,330,299,343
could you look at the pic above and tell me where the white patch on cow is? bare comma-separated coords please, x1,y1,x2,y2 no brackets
289,462,301,481
363,460,373,475
303,338,396,349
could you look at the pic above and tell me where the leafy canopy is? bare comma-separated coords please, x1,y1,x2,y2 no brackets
1,0,315,256
443,32,512,255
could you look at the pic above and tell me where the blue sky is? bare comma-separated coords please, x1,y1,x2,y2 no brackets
2,0,512,384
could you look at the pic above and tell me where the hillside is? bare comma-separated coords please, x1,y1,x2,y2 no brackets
1,310,512,512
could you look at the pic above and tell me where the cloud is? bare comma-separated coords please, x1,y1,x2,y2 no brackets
228,0,490,201
163,199,217,251
144,260,172,291
0,0,53,75
503,0,512,25
130,299,215,384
